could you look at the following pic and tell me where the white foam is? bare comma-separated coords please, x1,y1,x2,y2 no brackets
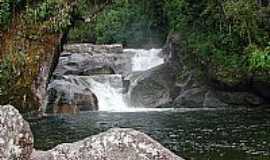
124,48,164,72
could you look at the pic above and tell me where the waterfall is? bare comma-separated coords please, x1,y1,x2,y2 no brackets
49,46,167,113
87,48,165,111
124,49,164,72
83,75,129,111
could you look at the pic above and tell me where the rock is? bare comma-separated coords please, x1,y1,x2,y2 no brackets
173,88,207,108
173,87,265,108
172,87,229,108
0,105,33,160
252,71,270,99
162,32,182,65
203,91,228,107
206,65,251,91
47,76,98,113
53,51,132,77
64,43,123,54
213,91,265,106
30,128,184,160
126,63,178,108
164,32,269,107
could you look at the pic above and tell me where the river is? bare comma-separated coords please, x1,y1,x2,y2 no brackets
32,46,270,160
30,108,270,160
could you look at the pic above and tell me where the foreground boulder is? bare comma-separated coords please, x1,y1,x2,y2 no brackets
31,128,184,160
0,105,184,160
0,105,33,160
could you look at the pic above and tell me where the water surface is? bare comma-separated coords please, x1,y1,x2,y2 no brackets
30,108,270,160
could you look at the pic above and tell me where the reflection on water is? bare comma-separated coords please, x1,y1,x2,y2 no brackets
29,108,270,160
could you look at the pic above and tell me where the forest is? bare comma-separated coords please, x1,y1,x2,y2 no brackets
1,0,270,108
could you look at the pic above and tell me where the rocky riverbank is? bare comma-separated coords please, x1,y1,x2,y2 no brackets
162,33,270,108
45,41,270,113
0,105,184,160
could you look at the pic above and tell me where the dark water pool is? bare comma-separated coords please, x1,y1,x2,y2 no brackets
29,108,270,160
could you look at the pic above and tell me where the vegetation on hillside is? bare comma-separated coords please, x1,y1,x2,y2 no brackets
68,0,269,82
0,0,111,110
68,0,270,72
0,0,269,109
68,0,167,47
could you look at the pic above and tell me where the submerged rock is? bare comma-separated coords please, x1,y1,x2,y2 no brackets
30,128,184,160
47,76,98,113
0,105,33,160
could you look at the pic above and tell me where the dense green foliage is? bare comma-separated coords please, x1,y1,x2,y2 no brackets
0,0,12,30
67,0,270,72
0,0,73,33
24,0,72,32
165,0,270,72
95,0,167,47
68,0,167,47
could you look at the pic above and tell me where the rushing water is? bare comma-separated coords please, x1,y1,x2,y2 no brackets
124,48,164,72
83,48,165,111
30,108,270,160
83,74,129,111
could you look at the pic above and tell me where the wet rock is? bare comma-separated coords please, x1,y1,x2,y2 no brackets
53,51,132,77
126,63,178,108
203,91,228,107
165,32,268,107
172,86,228,108
252,72,270,99
173,87,264,108
64,43,123,54
173,88,207,108
30,128,184,160
47,76,98,113
0,105,33,160
213,91,265,106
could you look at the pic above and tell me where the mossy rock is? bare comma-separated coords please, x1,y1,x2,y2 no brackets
207,63,250,91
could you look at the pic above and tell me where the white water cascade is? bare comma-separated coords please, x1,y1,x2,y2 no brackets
124,48,164,72
87,48,165,112
83,75,129,111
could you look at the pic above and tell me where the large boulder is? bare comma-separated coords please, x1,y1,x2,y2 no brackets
0,105,33,160
30,128,184,160
126,63,178,108
47,76,98,113
173,88,264,108
53,44,132,77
